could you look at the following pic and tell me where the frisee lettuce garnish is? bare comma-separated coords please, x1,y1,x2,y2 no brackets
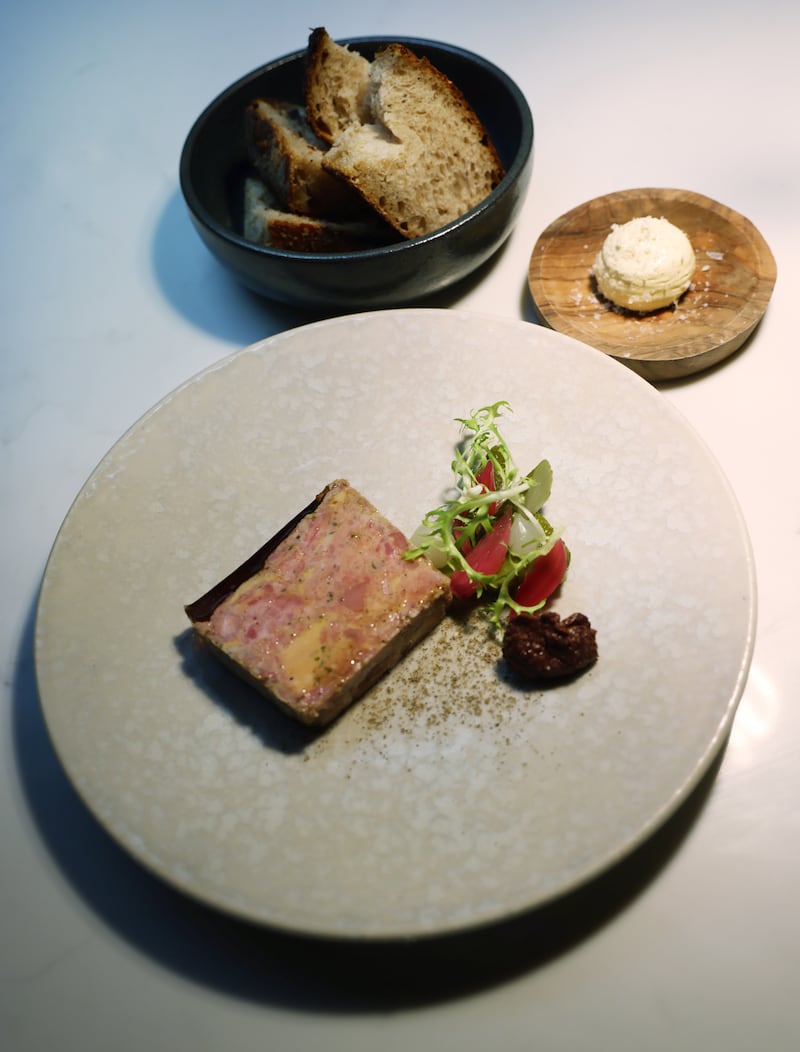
405,402,566,629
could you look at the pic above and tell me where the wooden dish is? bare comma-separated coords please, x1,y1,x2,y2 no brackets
528,188,777,381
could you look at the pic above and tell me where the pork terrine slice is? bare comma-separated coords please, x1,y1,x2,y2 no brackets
185,479,450,727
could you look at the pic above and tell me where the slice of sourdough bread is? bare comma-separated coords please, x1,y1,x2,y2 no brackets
321,43,506,239
304,27,372,145
243,178,394,252
245,97,367,218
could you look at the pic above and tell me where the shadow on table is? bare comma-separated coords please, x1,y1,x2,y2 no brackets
151,190,514,345
520,271,763,387
16,591,723,1013
152,190,310,345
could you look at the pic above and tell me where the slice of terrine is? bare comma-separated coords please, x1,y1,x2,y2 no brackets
185,480,450,727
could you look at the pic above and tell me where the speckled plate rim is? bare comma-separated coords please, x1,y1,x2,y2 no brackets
34,309,756,940
528,188,777,381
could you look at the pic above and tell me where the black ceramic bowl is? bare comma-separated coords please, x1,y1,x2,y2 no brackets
179,36,533,310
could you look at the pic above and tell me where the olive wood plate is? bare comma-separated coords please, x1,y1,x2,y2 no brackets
528,188,777,381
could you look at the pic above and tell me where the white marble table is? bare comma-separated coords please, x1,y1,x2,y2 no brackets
3,1,799,1048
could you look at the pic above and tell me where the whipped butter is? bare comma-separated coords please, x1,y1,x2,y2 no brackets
593,216,695,312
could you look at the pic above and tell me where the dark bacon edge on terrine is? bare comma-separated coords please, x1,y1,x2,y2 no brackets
185,479,451,727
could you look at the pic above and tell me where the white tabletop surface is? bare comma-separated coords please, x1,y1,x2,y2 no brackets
3,1,799,1049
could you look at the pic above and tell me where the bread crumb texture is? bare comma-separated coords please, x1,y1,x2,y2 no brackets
244,30,505,248
305,27,372,143
324,44,505,238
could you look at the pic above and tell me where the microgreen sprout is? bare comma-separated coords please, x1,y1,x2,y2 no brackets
406,402,566,629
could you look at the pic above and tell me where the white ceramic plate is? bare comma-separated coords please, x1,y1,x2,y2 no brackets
35,309,755,939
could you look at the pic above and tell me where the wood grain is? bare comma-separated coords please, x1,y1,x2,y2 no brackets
528,188,777,381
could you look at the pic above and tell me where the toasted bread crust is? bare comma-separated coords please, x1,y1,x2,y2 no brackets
322,43,505,238
242,178,394,252
304,27,372,145
242,30,506,249
245,97,367,218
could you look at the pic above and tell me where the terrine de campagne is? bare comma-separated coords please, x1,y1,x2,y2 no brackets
185,480,450,727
